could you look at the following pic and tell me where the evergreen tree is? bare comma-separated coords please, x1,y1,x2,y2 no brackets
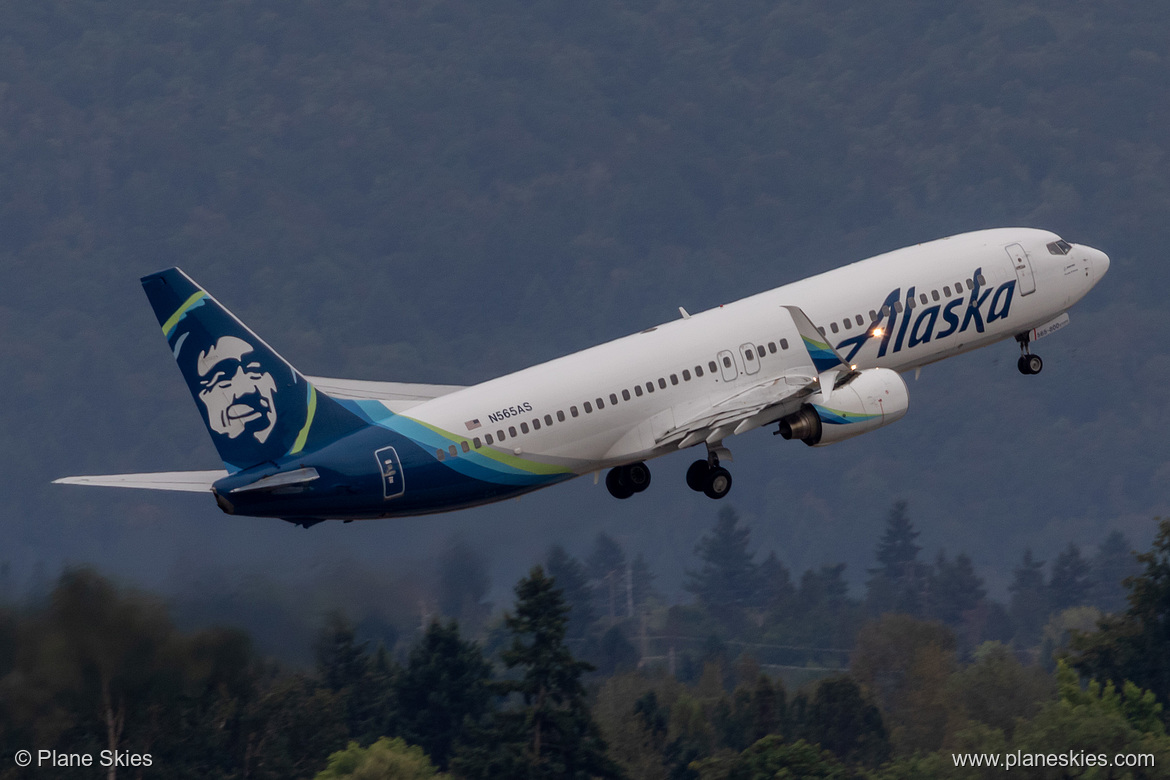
1049,543,1094,612
546,545,595,640
930,550,985,626
631,552,659,610
453,566,623,779
801,676,891,768
1008,549,1049,648
865,500,928,616
1090,530,1140,614
1070,518,1170,711
758,552,796,613
684,508,761,613
587,533,628,619
315,612,387,744
395,620,493,770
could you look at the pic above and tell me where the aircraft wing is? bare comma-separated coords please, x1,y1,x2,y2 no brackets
53,470,227,492
306,376,466,411
654,304,862,448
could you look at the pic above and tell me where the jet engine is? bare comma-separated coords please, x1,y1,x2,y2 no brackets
777,368,909,446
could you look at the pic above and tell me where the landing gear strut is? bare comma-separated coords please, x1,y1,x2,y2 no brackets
605,461,652,499
685,447,733,500
1015,332,1043,375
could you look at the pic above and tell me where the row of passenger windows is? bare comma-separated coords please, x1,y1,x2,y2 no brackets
817,274,986,336
435,336,794,460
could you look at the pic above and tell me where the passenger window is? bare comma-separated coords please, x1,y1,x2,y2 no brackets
609,393,618,405
818,327,826,336
708,361,718,372
473,437,481,449
780,338,789,349
768,342,777,354
508,426,517,437
497,429,506,440
976,273,986,286
721,357,731,369
966,279,974,290
931,290,940,301
596,397,605,409
461,441,470,453
882,305,892,316
757,344,765,357
870,309,879,321
449,445,458,457
670,374,678,385
894,301,903,313
622,389,630,401
646,382,654,393
556,411,565,422
745,348,755,360
682,369,691,381
583,401,592,413
520,422,529,434
943,285,951,296
436,449,444,461
634,385,643,397
907,297,916,310
486,433,494,445
658,377,667,388
856,315,864,326
830,322,839,333
843,319,852,330
532,419,541,430
695,365,704,376
920,293,928,305
570,406,579,417
545,414,553,426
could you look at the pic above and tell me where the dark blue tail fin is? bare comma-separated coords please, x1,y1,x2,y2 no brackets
141,268,365,473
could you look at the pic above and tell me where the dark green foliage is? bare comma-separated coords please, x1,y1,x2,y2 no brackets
394,620,493,770
453,566,623,779
1048,543,1094,612
1070,518,1170,712
866,501,928,617
314,612,394,745
929,550,985,627
546,545,595,640
631,552,659,610
1008,549,1049,648
1090,531,1141,614
588,533,629,619
685,508,762,614
801,676,891,768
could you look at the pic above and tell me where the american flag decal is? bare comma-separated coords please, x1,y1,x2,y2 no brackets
464,419,482,431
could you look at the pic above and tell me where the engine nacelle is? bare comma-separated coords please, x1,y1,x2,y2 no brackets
777,368,909,446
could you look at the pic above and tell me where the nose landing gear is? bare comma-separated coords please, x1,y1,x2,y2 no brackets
1015,332,1043,375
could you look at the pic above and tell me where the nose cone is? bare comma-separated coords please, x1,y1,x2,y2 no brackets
1080,244,1110,284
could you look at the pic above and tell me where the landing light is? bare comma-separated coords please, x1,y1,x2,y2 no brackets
872,327,884,337
850,364,857,370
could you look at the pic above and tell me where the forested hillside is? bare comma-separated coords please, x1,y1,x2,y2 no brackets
2,1,1169,612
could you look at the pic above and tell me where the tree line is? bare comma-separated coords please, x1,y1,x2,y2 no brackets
3,508,1170,778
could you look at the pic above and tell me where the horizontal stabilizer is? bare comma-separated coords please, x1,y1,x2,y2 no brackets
305,376,464,411
53,470,227,493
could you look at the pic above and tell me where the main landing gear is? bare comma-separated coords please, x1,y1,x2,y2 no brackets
1015,332,1043,375
685,448,733,500
606,461,652,499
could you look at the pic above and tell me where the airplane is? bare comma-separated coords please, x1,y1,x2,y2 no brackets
56,227,1109,527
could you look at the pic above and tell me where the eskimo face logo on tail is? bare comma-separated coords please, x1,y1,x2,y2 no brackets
196,336,278,443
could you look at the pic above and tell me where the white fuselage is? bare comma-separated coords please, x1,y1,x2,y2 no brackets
400,228,1108,474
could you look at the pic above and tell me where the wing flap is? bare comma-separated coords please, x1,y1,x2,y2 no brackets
655,372,819,446
53,470,227,493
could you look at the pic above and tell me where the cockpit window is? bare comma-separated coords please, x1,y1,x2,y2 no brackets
1047,240,1072,255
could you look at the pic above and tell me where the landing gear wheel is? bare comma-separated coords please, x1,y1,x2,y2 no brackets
686,460,710,492
703,467,733,499
626,462,652,493
1017,354,1043,375
605,467,635,499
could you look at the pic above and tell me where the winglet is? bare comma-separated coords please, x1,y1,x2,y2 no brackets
782,306,856,373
